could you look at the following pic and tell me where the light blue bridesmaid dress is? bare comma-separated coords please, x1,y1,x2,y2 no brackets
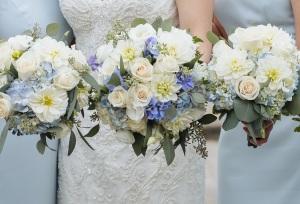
0,1,70,204
215,1,300,204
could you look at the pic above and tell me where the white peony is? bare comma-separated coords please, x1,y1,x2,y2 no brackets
151,74,181,102
108,86,128,108
130,58,153,82
29,87,68,123
54,68,80,91
0,93,12,118
8,35,33,51
96,41,114,63
112,40,142,65
115,130,135,144
128,23,156,45
154,55,179,73
15,51,40,80
0,42,12,72
256,55,292,91
235,76,260,100
157,27,197,64
128,84,152,107
126,104,145,121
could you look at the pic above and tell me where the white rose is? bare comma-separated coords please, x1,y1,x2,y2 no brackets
0,75,8,88
101,57,117,76
15,51,40,80
127,119,147,136
128,84,152,107
154,55,179,73
130,58,153,82
8,35,33,51
192,63,208,81
115,130,135,144
69,48,88,67
54,68,80,91
0,93,12,118
0,42,12,72
96,41,114,63
126,105,145,121
108,86,128,108
235,76,260,100
128,23,156,45
55,122,71,139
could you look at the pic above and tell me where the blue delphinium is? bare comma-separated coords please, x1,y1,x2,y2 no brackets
146,98,171,121
88,55,101,71
176,92,192,110
144,37,159,58
6,80,34,113
176,73,194,91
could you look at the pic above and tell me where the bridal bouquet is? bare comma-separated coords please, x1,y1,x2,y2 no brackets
87,18,216,164
203,24,299,145
0,24,95,154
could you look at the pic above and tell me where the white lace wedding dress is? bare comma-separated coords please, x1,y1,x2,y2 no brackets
58,1,205,203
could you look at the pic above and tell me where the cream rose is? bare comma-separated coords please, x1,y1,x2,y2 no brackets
235,76,260,100
154,55,179,73
108,86,128,108
0,93,12,118
128,84,152,107
54,68,80,91
126,104,145,121
15,51,39,80
130,58,153,82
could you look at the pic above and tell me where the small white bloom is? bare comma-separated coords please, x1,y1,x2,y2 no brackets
0,93,12,118
96,41,114,63
235,76,260,100
115,130,135,144
55,122,71,139
54,68,80,91
192,63,209,81
108,86,128,108
69,48,89,67
154,55,179,73
8,35,33,51
151,74,181,102
29,87,68,123
128,23,156,45
130,58,153,82
0,42,12,71
126,104,145,121
128,84,152,107
15,51,40,80
112,40,142,65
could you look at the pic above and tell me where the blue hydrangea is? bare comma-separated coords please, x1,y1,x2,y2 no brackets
146,98,171,121
41,62,56,80
88,55,101,71
176,73,194,91
176,92,192,110
144,37,159,58
105,68,126,92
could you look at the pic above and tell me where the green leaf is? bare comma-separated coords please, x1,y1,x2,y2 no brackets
285,87,300,115
82,73,100,93
206,31,220,45
131,18,147,27
76,127,95,150
67,88,78,119
0,121,9,153
36,139,46,155
0,84,10,93
233,99,259,123
152,17,163,31
161,19,173,32
143,121,154,147
222,111,239,131
163,136,175,165
253,104,261,114
176,129,188,155
193,36,203,43
119,56,126,76
295,126,300,132
46,23,60,37
84,124,100,137
164,105,177,120
199,114,217,125
107,73,121,86
292,117,300,122
132,132,147,156
68,130,76,156
191,92,206,105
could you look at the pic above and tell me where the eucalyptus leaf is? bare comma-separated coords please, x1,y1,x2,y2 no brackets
144,121,154,147
222,111,239,131
163,136,175,165
67,88,78,119
233,99,259,123
199,114,217,125
82,73,100,93
161,19,173,32
0,121,9,153
206,31,220,45
107,73,121,86
84,124,100,137
177,129,188,155
132,132,146,156
68,131,76,156
285,87,300,115
36,139,46,155
152,17,163,31
131,18,147,27
46,23,60,37
76,127,95,150
191,92,206,105
295,126,300,132
119,56,126,76
0,84,10,93
164,105,177,120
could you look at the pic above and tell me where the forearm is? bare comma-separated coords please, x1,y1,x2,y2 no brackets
291,0,300,49
176,0,214,62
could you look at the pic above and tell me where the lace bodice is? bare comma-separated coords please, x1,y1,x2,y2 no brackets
58,1,204,203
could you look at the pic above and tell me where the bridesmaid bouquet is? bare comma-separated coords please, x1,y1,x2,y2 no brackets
203,25,299,145
87,18,216,164
0,24,96,154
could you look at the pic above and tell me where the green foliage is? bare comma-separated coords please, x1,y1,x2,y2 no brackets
107,73,121,86
132,132,147,156
0,121,9,153
76,127,95,151
233,99,260,123
285,86,300,115
119,56,126,76
131,18,147,27
152,17,163,31
68,131,76,156
46,23,60,37
82,73,101,93
222,111,239,131
161,19,172,32
67,88,78,119
163,136,175,165
206,31,220,45
84,124,100,138
36,139,46,154
198,114,217,125
164,105,177,120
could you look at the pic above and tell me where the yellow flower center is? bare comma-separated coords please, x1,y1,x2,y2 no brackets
122,47,136,61
167,46,177,57
263,37,273,47
230,58,242,72
50,50,59,59
266,68,280,81
157,82,171,97
41,95,54,106
12,50,23,60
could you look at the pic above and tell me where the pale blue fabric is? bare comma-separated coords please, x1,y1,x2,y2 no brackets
0,1,70,204
215,1,300,204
